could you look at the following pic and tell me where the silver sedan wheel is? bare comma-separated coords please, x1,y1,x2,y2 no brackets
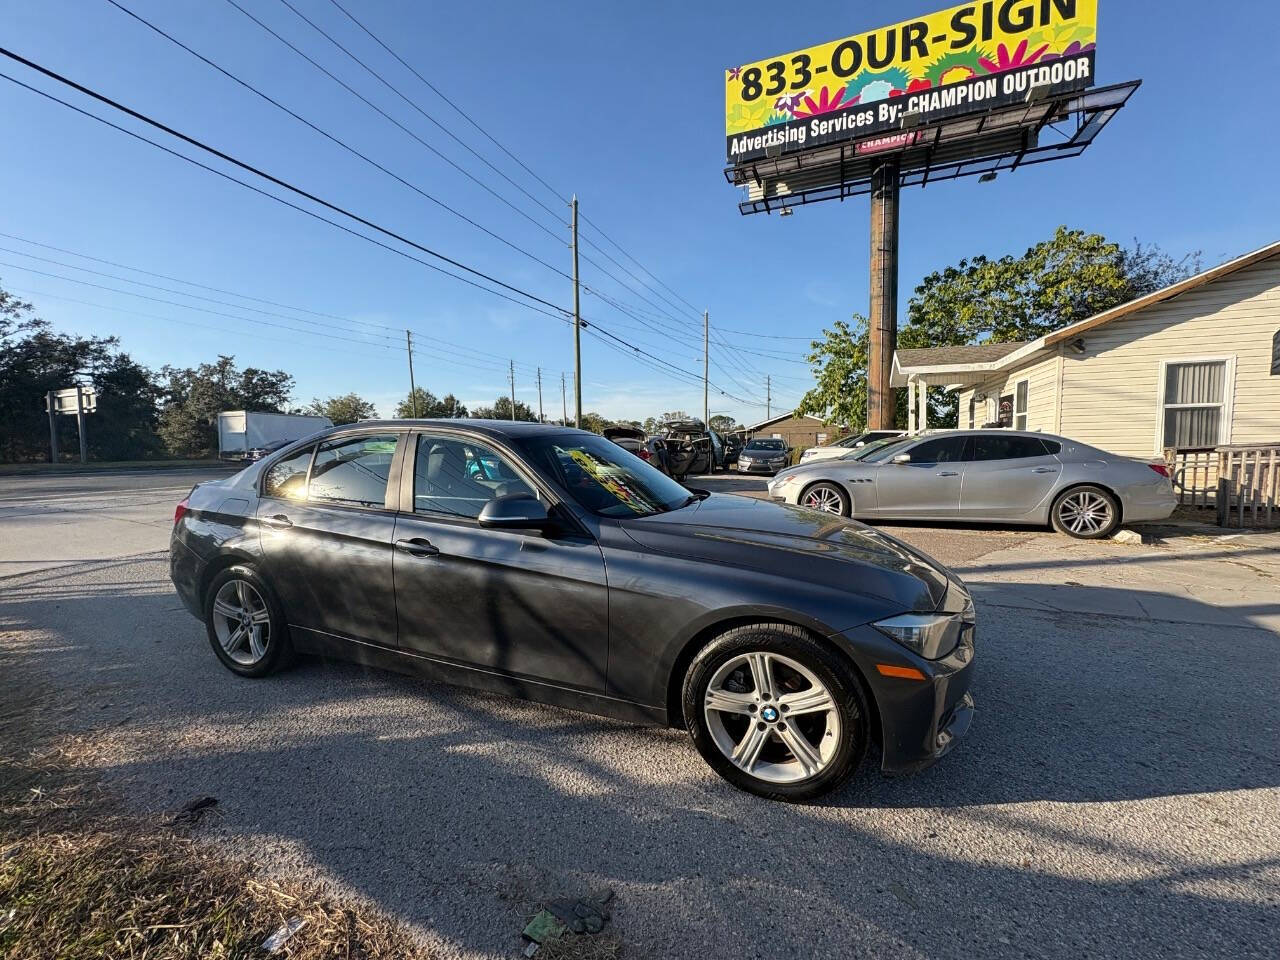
703,652,841,784
1056,490,1113,536
211,579,271,666
801,485,843,514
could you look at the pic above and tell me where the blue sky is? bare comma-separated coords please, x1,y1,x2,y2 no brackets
2,0,1277,425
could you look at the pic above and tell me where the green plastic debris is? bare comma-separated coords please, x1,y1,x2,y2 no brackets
523,910,566,944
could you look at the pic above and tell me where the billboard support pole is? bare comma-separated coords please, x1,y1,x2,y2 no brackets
868,157,899,430
75,385,88,464
571,195,582,429
46,390,59,464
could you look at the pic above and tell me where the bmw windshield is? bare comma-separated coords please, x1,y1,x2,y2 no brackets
518,434,694,518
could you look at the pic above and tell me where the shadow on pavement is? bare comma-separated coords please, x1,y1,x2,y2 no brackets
2,560,1277,959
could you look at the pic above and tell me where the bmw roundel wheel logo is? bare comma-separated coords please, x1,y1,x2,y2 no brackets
761,705,779,722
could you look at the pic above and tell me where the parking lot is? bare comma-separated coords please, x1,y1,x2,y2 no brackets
3,466,1278,959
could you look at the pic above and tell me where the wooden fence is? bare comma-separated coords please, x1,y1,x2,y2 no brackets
1216,445,1280,528
1164,445,1279,527
1164,447,1219,510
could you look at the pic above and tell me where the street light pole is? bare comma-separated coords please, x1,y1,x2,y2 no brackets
509,359,517,421
536,367,544,423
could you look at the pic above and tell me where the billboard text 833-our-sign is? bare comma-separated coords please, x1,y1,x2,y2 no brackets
725,0,1097,162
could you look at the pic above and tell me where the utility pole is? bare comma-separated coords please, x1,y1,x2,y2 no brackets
766,375,771,421
702,310,710,428
536,367,544,423
405,329,419,417
561,372,568,426
868,158,900,430
508,360,517,421
571,195,582,428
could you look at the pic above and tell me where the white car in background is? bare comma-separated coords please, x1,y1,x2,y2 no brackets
799,430,905,464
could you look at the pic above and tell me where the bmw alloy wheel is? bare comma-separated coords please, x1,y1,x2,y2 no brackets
211,579,272,666
702,652,841,784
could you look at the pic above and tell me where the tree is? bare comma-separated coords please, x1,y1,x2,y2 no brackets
708,415,740,434
0,285,162,462
158,356,294,457
799,228,1199,431
643,411,691,434
308,392,377,425
578,412,612,434
795,317,875,433
471,396,537,422
395,388,468,419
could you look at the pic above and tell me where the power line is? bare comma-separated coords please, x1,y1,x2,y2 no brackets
0,232,545,374
0,49,568,317
104,0,571,282
273,0,566,229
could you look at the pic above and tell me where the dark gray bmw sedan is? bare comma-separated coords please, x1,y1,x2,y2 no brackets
170,420,975,801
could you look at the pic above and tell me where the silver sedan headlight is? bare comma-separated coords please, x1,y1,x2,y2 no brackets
872,610,969,660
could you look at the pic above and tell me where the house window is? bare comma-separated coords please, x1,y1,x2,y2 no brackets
1162,360,1228,449
1013,380,1029,430
967,396,976,429
1272,329,1280,375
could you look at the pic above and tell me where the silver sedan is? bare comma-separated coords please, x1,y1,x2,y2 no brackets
767,430,1176,539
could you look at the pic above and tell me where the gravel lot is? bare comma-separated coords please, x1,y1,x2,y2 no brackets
2,467,1277,959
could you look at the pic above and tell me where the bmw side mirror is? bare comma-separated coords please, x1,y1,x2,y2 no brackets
891,453,912,464
478,494,552,530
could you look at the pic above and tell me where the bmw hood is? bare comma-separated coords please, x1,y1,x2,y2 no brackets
622,493,953,612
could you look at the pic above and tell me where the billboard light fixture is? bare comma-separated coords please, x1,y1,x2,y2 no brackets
900,110,923,129
978,170,998,183
764,141,783,158
1026,81,1053,103
778,208,794,217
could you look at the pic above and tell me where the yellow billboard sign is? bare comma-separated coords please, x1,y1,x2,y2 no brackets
725,0,1097,161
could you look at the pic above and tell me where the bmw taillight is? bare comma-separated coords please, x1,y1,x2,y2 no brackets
1148,463,1170,478
174,498,190,525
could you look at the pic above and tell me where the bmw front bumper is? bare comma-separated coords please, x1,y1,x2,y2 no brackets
829,586,977,775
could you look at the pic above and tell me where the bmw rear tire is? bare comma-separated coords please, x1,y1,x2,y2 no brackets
204,565,293,678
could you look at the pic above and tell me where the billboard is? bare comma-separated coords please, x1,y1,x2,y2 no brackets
725,0,1097,162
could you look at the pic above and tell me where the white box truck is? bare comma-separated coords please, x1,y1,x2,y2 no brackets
217,411,332,460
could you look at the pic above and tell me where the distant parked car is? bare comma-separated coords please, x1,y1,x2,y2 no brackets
769,429,1176,539
737,438,791,475
799,430,905,465
603,426,670,475
663,420,724,478
242,438,293,463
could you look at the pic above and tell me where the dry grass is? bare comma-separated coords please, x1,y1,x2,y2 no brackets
0,688,434,960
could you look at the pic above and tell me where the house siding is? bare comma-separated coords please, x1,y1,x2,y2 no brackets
1057,255,1280,456
954,255,1280,457
957,351,1060,433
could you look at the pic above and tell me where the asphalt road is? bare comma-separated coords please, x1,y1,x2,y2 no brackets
2,467,1276,959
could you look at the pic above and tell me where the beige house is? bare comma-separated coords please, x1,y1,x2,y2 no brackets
892,241,1280,457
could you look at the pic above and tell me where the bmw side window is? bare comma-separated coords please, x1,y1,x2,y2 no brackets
973,436,1053,461
414,435,535,519
263,446,314,501
907,437,967,463
307,434,399,508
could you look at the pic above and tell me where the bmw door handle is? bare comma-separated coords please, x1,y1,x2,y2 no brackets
395,537,440,558
936,471,959,477
1033,467,1058,474
261,514,292,528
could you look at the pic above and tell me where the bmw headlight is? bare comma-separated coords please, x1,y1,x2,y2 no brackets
872,611,967,660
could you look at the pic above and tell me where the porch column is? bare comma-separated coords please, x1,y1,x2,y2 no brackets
906,377,917,433
917,379,928,431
